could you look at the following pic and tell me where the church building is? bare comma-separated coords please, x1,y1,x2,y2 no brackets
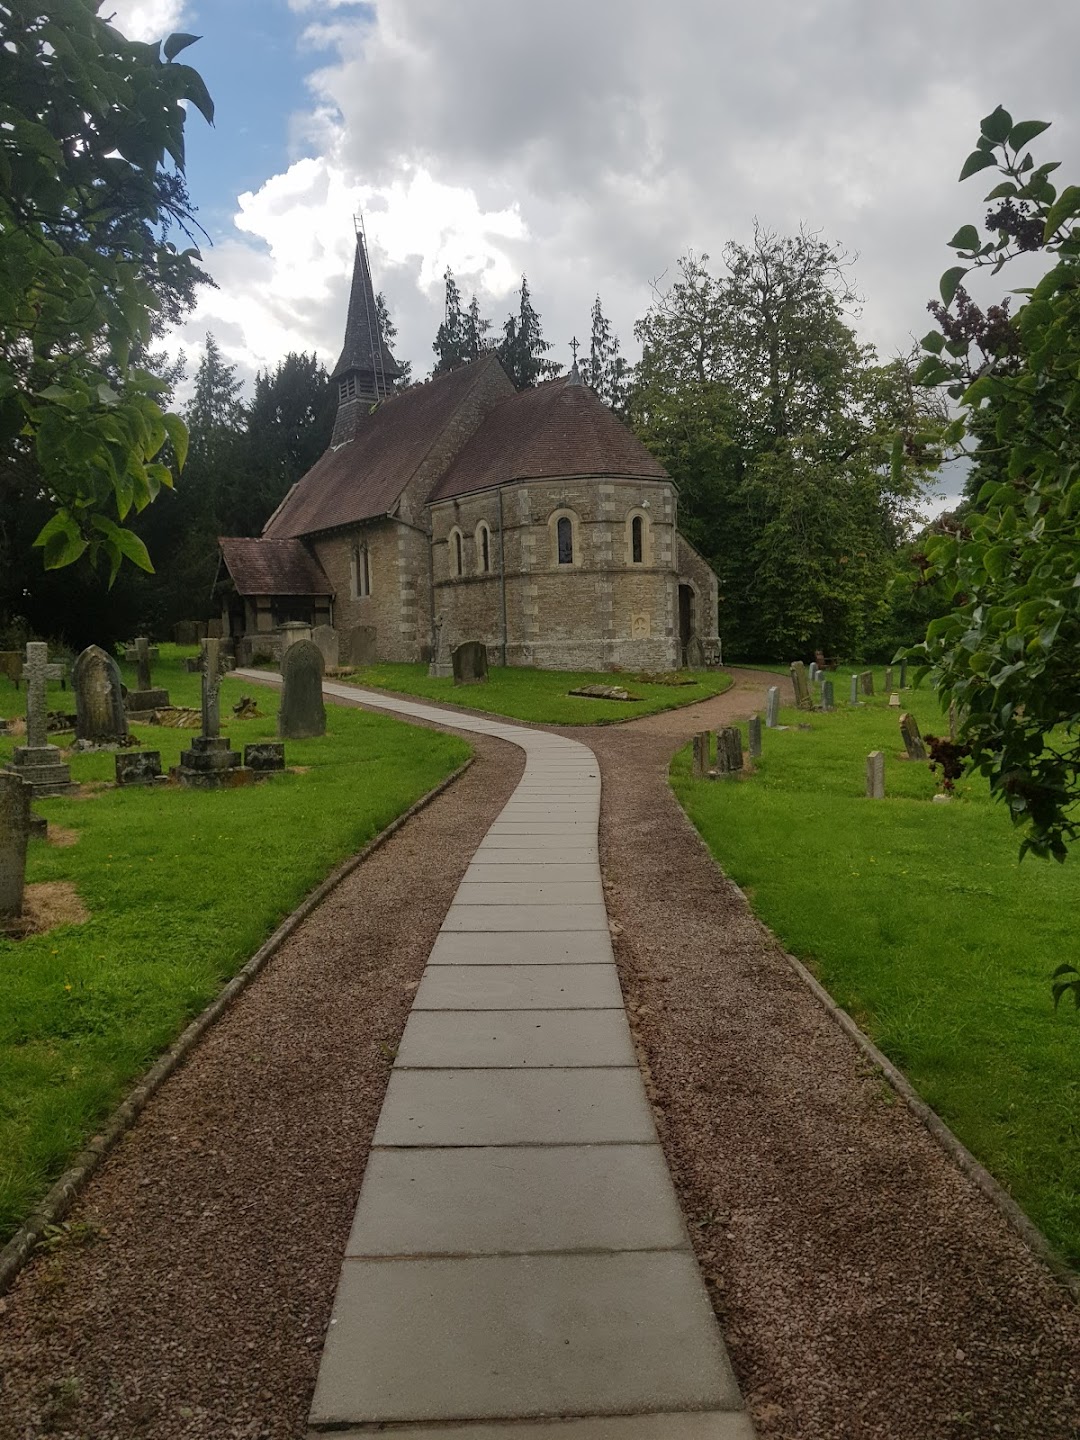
217,230,720,672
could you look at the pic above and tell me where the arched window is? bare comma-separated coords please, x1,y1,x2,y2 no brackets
476,522,491,574
350,539,371,598
454,530,463,577
557,516,573,565
631,515,643,564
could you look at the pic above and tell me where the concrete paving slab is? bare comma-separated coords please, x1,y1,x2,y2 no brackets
372,1067,656,1146
396,1008,634,1068
477,833,597,850
428,931,615,965
309,1251,743,1426
345,1144,688,1257
414,964,623,1010
442,905,610,932
464,851,602,868
454,881,604,906
463,863,604,883
313,1414,758,1439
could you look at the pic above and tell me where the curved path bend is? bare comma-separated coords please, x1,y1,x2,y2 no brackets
242,676,756,1440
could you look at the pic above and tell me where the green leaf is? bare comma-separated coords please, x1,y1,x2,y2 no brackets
940,267,968,306
1043,185,1080,240
162,412,188,470
984,182,1018,200
1008,119,1051,151
983,545,1011,579
172,64,215,125
114,527,154,573
980,106,1013,143
920,330,946,354
163,31,201,60
948,224,980,251
959,150,998,182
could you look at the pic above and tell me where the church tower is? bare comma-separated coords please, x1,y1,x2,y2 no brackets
329,219,403,448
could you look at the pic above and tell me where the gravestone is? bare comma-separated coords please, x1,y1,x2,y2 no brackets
175,639,245,788
5,643,76,796
860,670,874,697
124,636,170,712
74,645,128,744
789,661,812,711
889,693,900,708
821,679,835,711
115,751,163,786
340,625,377,668
206,618,224,640
714,726,743,776
244,742,286,773
279,640,326,739
685,636,705,668
866,751,885,799
850,674,859,705
748,714,762,759
765,686,780,728
311,624,340,671
278,620,311,656
899,659,909,689
452,641,489,685
808,661,819,683
692,732,710,779
899,711,927,761
0,772,31,931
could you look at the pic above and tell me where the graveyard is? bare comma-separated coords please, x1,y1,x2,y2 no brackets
672,666,1080,1269
0,645,469,1243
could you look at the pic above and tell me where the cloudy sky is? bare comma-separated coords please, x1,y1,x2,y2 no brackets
111,0,1079,503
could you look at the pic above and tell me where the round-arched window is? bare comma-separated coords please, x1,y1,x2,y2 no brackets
557,515,573,565
631,515,643,564
455,530,463,576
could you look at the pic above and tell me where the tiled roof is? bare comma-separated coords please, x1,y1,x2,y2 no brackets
430,378,669,501
263,355,509,539
218,537,333,597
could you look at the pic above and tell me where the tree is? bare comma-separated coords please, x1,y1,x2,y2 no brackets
497,276,563,389
0,1,213,581
375,291,411,388
432,269,468,373
909,107,1080,859
631,240,941,659
586,295,628,410
465,294,493,361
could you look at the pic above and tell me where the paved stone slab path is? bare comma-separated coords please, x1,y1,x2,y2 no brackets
234,676,754,1439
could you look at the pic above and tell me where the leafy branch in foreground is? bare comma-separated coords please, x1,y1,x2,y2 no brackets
0,0,214,581
908,106,1080,860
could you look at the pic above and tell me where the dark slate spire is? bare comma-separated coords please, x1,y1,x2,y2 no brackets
330,219,403,448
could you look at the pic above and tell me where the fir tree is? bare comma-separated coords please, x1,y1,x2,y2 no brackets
587,294,628,410
376,291,412,387
432,269,469,373
465,294,493,361
497,276,563,389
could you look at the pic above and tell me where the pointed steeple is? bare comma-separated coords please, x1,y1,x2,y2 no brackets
330,218,403,447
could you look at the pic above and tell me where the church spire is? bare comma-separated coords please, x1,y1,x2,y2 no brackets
330,217,403,447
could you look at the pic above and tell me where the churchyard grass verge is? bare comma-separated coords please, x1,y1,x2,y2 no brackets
0,647,470,1243
338,662,731,725
672,668,1080,1270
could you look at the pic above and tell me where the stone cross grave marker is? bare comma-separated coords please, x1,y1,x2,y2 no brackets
900,711,927,761
202,637,223,739
850,674,859,705
789,661,812,711
74,645,128,744
765,686,780,729
124,636,170,711
134,637,153,691
279,639,326,739
821,679,835,711
866,750,885,799
714,726,743,777
860,670,875,696
748,714,762,759
692,732,710,779
0,772,31,930
25,642,65,749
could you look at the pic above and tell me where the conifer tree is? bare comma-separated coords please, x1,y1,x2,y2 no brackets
587,294,628,410
465,294,493,361
497,276,563,389
432,269,469,373
376,292,412,387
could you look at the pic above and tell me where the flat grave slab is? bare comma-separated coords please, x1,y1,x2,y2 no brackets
395,1007,634,1069
428,931,615,966
413,963,622,1010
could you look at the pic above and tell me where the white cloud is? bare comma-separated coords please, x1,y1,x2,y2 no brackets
105,0,189,42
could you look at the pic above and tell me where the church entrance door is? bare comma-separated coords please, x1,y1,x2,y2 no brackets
678,583,694,667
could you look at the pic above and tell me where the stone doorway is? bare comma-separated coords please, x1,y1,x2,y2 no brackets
678,583,695,667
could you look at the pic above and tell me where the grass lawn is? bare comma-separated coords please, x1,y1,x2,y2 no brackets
337,662,732,726
0,646,470,1244
672,667,1080,1270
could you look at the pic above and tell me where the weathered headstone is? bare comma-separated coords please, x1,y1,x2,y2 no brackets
4,643,76,797
74,645,128,745
206,618,224,640
279,640,326,739
176,639,245,787
789,661,812,711
452,641,489,685
429,616,452,678
244,742,286,773
115,751,163,786
340,625,378,668
808,661,819,684
124,636,170,712
821,679,835,711
278,620,311,656
686,635,706,668
765,686,780,728
311,624,340,671
866,751,885,799
692,732,710,779
174,620,198,645
900,711,927,761
0,772,31,930
850,674,859,705
860,670,874,697
884,666,894,693
714,726,743,776
888,692,900,708
748,714,762,759
899,659,908,689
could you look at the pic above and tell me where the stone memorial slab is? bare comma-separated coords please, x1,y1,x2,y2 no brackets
899,659,909,689
279,639,326,739
0,772,31,930
74,645,128,744
176,638,245,788
889,692,900,707
6,643,76,797
860,670,874,696
884,666,894,693
789,661,812,710
748,714,762,759
115,751,163,786
900,711,927,761
713,726,743,777
765,686,780,728
692,732,710,778
850,674,859,705
340,625,377,667
821,679,835,711
311,624,340,670
452,640,489,685
278,620,311,654
866,750,885,799
808,661,819,683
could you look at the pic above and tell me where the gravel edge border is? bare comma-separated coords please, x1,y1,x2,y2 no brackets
0,758,473,1297
669,782,1080,1306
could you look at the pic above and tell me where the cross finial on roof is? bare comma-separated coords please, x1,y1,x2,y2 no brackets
568,336,583,386
570,335,580,364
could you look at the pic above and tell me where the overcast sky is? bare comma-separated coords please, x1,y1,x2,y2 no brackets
111,0,1080,511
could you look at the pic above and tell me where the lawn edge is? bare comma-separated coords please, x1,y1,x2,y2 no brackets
0,757,474,1296
671,773,1080,1306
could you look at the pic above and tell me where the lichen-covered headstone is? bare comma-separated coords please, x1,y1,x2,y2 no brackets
279,640,325,739
0,772,31,930
244,742,286,773
452,641,489,685
74,645,128,744
884,666,894,693
115,751,163,786
900,711,927,761
765,686,780,728
789,661,812,710
860,670,874,697
714,726,743,776
692,732,710,778
340,625,377,667
748,714,762,758
866,751,885,799
821,679,835,711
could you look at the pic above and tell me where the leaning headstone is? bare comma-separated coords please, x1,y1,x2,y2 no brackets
4,644,76,798
0,773,31,931
714,726,743,776
866,751,885,799
860,670,874,697
900,711,927,761
115,751,163,786
789,661,812,711
850,674,859,706
175,639,245,788
124,636,170,712
765,686,780,729
74,645,128,745
748,714,762,759
452,641,489,685
279,640,326,739
692,732,710,778
821,679,835,711
244,742,286,773
311,624,340,671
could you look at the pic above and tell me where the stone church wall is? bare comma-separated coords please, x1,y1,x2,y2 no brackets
312,518,431,664
676,533,721,649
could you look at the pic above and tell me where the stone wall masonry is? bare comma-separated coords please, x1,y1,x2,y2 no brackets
312,519,428,664
676,534,720,647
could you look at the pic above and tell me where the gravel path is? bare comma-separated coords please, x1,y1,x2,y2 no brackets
0,736,524,1440
581,669,1080,1440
